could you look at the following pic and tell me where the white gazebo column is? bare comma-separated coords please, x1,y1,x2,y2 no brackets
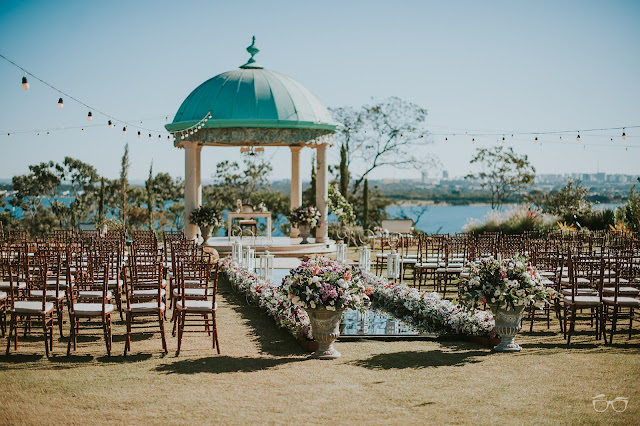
315,143,329,243
289,146,303,238
184,141,201,240
196,145,202,207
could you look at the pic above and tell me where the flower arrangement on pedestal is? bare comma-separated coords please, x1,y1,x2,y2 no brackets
283,257,370,358
458,254,553,351
289,206,321,229
189,205,221,239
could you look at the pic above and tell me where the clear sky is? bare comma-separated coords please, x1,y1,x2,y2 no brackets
1,0,639,182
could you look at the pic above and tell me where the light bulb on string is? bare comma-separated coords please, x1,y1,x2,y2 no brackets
559,136,562,141
122,127,127,135
158,135,161,141
445,137,448,143
137,131,141,139
611,138,614,142
622,129,626,140
165,116,168,122
7,133,10,138
46,132,49,136
87,111,93,121
108,120,113,128
167,135,171,142
57,97,64,109
576,134,580,142
472,138,475,144
534,137,538,143
148,134,152,140
21,75,29,90
81,128,84,133
37,133,40,137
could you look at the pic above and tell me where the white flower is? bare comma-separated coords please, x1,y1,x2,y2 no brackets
310,300,316,309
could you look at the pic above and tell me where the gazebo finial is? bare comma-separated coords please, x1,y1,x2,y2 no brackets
240,36,264,69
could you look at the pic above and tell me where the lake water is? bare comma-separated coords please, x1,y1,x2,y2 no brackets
4,195,620,236
386,203,622,235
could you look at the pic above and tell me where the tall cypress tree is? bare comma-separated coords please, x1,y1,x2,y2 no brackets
309,153,316,206
339,143,349,201
120,144,130,225
98,177,105,223
146,162,155,232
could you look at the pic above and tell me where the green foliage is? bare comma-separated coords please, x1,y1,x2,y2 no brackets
573,209,615,231
189,205,221,229
351,181,390,229
464,206,558,235
120,143,130,223
466,146,535,209
616,184,640,232
532,179,590,216
339,143,349,201
327,182,356,225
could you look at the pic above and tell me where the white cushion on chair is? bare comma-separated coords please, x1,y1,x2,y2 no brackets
602,296,640,307
107,279,121,288
132,288,166,298
176,300,217,312
601,278,629,284
0,281,26,290
563,295,600,306
78,290,113,299
73,303,114,316
602,287,640,296
560,277,590,285
129,302,165,313
561,288,598,296
173,288,206,297
0,291,6,300
13,301,54,314
29,289,65,300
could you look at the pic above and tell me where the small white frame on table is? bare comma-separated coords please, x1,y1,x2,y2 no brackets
227,212,272,241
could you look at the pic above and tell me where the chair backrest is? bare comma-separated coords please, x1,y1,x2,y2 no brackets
68,255,110,312
176,259,215,307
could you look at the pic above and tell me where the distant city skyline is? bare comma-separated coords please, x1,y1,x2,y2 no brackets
1,0,638,182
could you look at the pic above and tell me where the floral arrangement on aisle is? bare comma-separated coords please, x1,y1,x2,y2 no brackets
289,206,321,228
282,257,370,311
458,254,553,310
366,274,496,337
219,258,313,340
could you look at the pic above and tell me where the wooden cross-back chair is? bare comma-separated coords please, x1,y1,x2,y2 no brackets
174,259,219,355
67,254,113,356
5,256,55,358
123,261,167,355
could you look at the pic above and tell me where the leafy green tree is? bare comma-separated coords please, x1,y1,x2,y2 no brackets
146,163,155,231
466,146,536,209
533,179,590,216
616,184,640,232
331,97,435,195
339,143,349,201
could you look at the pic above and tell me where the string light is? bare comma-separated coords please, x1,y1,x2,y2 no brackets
137,131,141,138
87,111,93,121
21,75,29,90
57,97,63,109
576,134,580,142
445,137,448,143
7,133,10,138
81,128,84,133
622,129,626,140
148,133,152,140
502,136,505,143
122,127,127,135
534,137,538,143
108,120,113,128
157,135,161,140
46,132,49,136
472,138,475,144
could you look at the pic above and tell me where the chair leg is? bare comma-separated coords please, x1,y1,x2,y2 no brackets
6,313,15,355
124,314,131,356
610,306,618,344
567,306,576,345
529,306,535,332
159,312,168,354
67,316,74,356
176,311,183,356
629,308,634,340
43,315,50,359
57,303,64,338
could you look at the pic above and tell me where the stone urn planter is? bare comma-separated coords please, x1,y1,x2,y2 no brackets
305,308,344,359
200,225,213,244
298,224,311,244
490,304,526,352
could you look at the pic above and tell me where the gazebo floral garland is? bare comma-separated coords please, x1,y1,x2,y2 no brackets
218,258,495,341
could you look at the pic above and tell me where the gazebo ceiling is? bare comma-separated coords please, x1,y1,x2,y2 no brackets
165,37,337,147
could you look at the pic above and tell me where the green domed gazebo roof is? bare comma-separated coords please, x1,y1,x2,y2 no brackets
165,37,337,141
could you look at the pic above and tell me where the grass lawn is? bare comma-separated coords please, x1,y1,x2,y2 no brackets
1,275,639,425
